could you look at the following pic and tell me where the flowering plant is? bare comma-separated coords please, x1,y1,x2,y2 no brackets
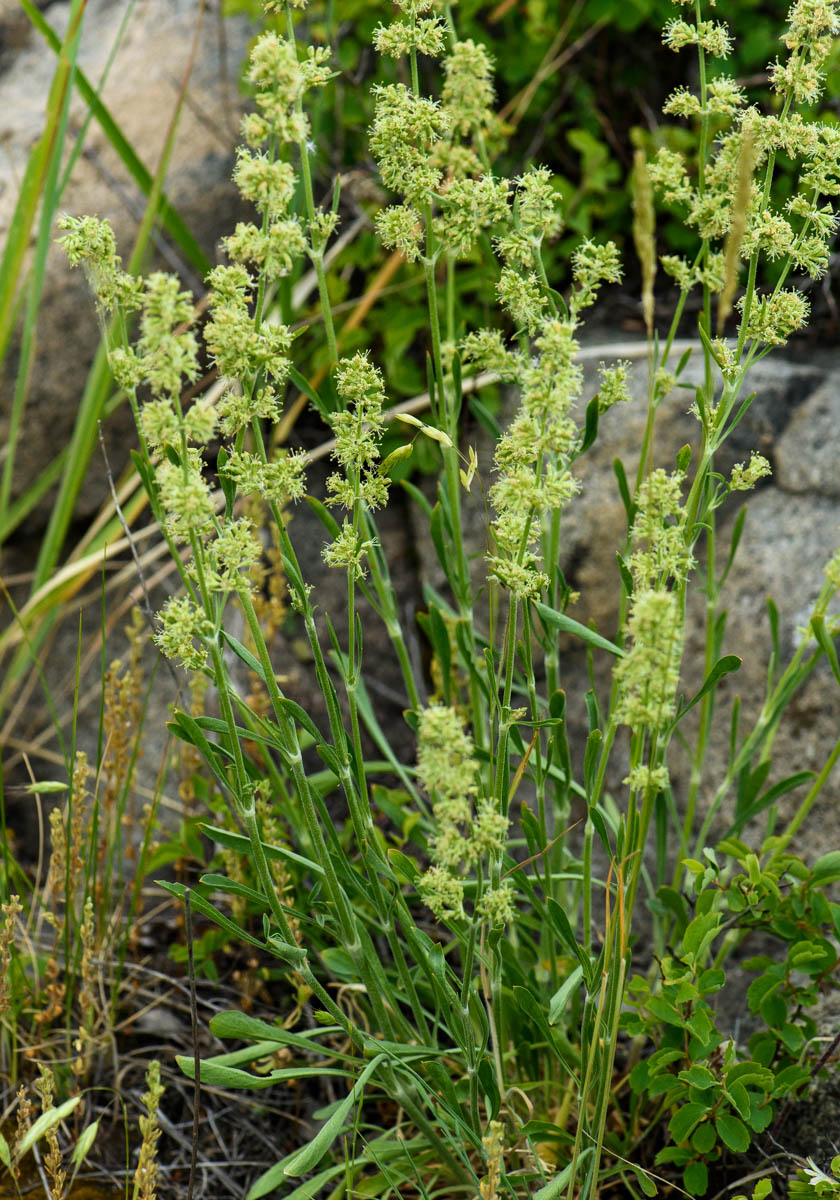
60,0,840,1195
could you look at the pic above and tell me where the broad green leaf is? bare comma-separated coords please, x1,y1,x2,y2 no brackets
726,1080,751,1119
678,1065,716,1090
691,1121,716,1154
534,1156,585,1200
546,899,596,989
683,1160,708,1196
812,850,840,886
760,990,786,1028
715,1113,750,1153
725,1062,774,1091
0,1130,10,1169
548,964,584,1025
633,1165,658,1197
200,823,325,877
747,1096,774,1133
157,883,267,951
681,911,722,962
249,1163,345,1200
668,1102,707,1145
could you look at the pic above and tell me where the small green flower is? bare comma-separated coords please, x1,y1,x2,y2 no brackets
140,398,179,451
419,866,465,921
570,240,622,316
597,362,632,412
233,149,296,215
224,448,307,504
322,520,373,579
373,16,446,59
435,175,509,259
155,595,213,671
477,882,516,928
58,215,142,313
738,289,810,345
216,386,281,437
616,590,683,733
471,802,509,856
376,205,424,262
207,519,264,593
663,17,732,58
624,764,670,792
496,268,547,334
648,149,693,207
157,451,217,542
417,705,479,802
516,166,563,241
184,398,217,446
460,329,522,380
729,453,772,491
370,83,449,204
441,39,497,138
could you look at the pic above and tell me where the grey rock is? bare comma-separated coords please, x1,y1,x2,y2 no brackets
0,0,254,526
776,374,840,496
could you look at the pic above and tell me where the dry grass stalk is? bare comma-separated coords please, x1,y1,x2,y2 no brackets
479,1120,505,1200
72,895,99,1089
718,129,754,332
632,148,656,338
35,1066,67,1200
11,1083,33,1180
132,1060,164,1200
0,894,22,1017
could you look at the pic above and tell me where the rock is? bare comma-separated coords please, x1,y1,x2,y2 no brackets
0,0,255,527
776,376,840,496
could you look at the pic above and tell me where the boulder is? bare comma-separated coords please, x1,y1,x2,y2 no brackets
0,0,254,526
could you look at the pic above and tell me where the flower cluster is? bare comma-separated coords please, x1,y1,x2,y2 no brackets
231,31,336,275
649,0,840,349
729,452,772,491
371,8,509,269
629,468,694,594
616,469,692,735
370,83,450,205
204,268,293,384
321,354,390,578
57,214,142,314
436,38,508,174
464,223,621,602
154,595,213,672
615,590,683,733
415,706,512,926
373,13,445,60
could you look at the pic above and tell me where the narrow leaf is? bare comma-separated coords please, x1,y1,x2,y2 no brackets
282,1055,384,1177
534,602,623,658
18,1098,82,1156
